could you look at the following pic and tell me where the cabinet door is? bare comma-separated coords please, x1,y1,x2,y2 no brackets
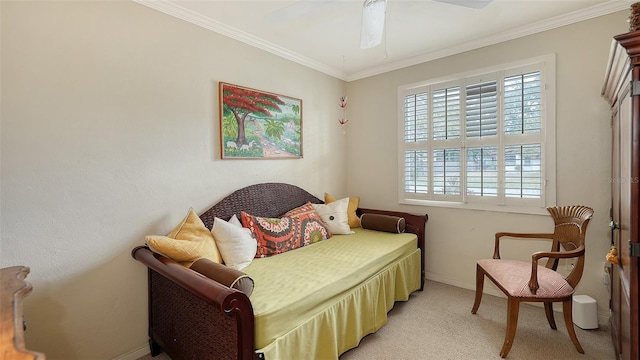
611,97,622,357
612,83,634,360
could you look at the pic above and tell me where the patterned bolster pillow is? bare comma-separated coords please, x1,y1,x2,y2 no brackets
360,213,406,234
190,258,254,297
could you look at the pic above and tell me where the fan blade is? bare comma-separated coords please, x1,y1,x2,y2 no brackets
360,0,387,49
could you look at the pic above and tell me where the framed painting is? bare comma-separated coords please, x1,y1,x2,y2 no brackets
219,82,302,159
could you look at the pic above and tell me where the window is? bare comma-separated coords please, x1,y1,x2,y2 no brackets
398,55,556,212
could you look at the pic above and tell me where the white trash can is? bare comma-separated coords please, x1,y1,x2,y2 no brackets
572,295,598,329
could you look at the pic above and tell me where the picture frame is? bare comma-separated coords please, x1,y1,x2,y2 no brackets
219,82,303,159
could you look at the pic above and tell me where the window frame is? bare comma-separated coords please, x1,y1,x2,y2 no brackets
397,54,556,215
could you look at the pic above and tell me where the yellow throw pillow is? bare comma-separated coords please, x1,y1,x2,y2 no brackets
146,208,222,267
325,193,360,228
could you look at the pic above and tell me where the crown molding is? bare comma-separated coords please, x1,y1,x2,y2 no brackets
347,1,633,81
133,0,629,82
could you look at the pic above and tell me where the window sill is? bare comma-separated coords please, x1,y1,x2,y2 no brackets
399,198,551,215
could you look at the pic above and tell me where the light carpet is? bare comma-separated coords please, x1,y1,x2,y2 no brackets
137,280,615,360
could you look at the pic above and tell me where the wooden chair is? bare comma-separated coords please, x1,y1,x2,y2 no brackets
471,205,594,358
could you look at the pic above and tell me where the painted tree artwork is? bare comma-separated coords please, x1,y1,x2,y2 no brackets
219,82,302,159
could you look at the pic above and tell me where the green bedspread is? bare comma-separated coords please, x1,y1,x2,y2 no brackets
242,227,422,359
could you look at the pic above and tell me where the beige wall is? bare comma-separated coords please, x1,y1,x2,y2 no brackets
1,1,346,359
1,1,630,358
346,11,629,323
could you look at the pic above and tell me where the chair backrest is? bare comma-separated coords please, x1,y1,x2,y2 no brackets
545,205,594,288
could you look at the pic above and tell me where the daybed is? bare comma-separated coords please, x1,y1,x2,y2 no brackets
131,182,427,360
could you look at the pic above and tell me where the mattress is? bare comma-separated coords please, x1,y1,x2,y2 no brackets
242,227,419,353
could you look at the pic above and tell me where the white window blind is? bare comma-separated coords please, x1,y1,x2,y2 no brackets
504,144,541,199
504,72,541,135
433,148,461,195
466,146,497,197
466,80,497,138
404,93,428,142
404,150,428,194
398,55,555,212
432,87,460,140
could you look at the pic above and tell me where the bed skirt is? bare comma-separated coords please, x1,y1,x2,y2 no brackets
256,248,422,359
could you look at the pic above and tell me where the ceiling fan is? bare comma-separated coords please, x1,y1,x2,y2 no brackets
360,0,494,49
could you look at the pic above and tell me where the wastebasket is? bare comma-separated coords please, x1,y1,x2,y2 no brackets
572,295,598,329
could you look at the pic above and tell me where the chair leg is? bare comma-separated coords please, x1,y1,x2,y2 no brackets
471,264,484,314
562,299,584,354
544,302,557,330
500,297,520,358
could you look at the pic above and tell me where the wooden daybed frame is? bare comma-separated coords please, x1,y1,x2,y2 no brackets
131,182,427,359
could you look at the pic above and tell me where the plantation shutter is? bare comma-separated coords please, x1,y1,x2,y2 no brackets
466,80,497,138
404,93,428,142
398,58,551,208
503,71,542,199
432,87,461,140
403,92,429,194
404,150,428,194
504,72,541,135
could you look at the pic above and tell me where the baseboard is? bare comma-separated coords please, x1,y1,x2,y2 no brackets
112,344,149,360
425,272,506,299
424,273,611,327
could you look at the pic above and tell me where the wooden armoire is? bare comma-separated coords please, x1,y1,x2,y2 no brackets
602,30,640,360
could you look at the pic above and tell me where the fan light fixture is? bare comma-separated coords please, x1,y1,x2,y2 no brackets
360,0,387,49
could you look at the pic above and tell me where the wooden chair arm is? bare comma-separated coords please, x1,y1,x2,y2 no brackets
532,247,584,262
528,247,585,293
493,232,555,259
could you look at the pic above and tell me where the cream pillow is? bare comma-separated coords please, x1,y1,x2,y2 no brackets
312,197,354,235
211,215,257,270
325,193,360,228
146,208,222,267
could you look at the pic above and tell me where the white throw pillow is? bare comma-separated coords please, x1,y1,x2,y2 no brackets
311,198,354,235
211,215,257,270
228,214,244,228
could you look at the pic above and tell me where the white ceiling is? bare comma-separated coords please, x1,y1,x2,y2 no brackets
135,0,633,81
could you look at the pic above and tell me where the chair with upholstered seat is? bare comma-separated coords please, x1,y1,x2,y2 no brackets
471,205,594,358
